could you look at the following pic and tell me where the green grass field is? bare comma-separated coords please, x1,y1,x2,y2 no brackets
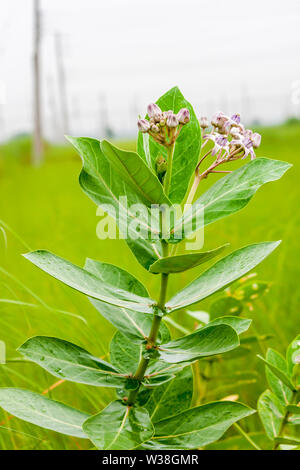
0,122,299,449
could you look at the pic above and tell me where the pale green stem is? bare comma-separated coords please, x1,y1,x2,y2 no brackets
164,143,175,196
127,206,170,406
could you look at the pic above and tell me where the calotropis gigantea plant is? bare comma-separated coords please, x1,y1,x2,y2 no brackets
0,87,292,450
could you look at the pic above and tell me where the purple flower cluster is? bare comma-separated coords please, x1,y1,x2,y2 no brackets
137,103,190,147
202,111,261,161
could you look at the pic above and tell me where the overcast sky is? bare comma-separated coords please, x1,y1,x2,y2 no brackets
0,0,300,140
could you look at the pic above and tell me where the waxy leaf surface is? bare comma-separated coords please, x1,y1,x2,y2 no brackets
24,251,154,313
166,242,280,312
265,348,293,405
19,336,126,388
149,244,228,274
170,158,291,241
258,390,285,440
0,388,89,438
66,135,162,269
159,324,239,363
85,259,153,343
83,400,153,450
145,366,193,423
152,401,255,449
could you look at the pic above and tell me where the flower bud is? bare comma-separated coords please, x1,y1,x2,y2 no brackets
211,111,226,127
151,124,160,133
230,113,241,125
147,103,162,119
251,132,261,148
199,116,209,129
177,108,190,124
166,113,179,128
137,119,150,133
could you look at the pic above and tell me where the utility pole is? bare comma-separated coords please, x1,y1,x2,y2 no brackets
55,32,69,136
32,0,43,165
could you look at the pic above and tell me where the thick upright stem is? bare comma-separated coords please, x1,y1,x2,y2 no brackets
127,220,169,406
164,144,175,196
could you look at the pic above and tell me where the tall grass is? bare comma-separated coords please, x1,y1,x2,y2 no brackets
0,123,299,449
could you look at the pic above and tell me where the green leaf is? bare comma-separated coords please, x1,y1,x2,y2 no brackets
208,316,252,335
152,401,255,449
257,389,285,440
210,297,244,318
83,400,154,450
265,349,293,405
19,336,127,388
110,331,142,375
137,86,201,204
274,436,300,446
166,242,280,313
145,367,193,423
286,334,300,386
149,244,228,274
0,388,89,438
110,331,184,378
23,250,154,314
286,404,300,414
100,140,171,206
66,135,162,270
158,324,239,363
85,259,152,343
258,354,296,391
170,158,291,241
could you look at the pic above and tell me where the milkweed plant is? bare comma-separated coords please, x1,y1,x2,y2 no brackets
0,87,298,451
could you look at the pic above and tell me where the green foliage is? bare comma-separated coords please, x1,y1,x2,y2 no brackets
0,389,89,438
258,337,300,449
170,158,291,242
0,87,293,450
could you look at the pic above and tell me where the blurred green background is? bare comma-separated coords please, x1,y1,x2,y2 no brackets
0,122,299,449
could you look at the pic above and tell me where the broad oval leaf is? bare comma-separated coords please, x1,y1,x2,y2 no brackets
100,140,171,206
257,389,285,440
265,349,293,405
258,354,296,391
83,400,154,450
137,86,201,204
158,324,239,364
0,388,89,438
19,336,127,388
208,316,252,335
149,244,228,274
166,241,280,313
145,366,193,423
85,258,153,343
170,158,291,241
152,401,255,449
23,250,154,314
66,135,162,270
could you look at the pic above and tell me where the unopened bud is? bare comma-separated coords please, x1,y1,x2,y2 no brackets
177,108,190,124
199,116,209,129
251,132,261,148
159,119,166,127
147,103,162,119
137,119,150,133
230,113,241,125
166,113,179,128
156,155,167,175
151,124,160,133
